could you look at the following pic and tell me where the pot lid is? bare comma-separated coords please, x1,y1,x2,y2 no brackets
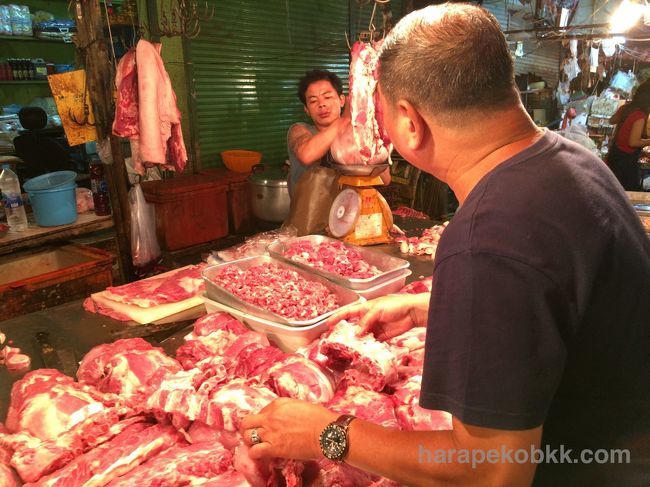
248,167,287,187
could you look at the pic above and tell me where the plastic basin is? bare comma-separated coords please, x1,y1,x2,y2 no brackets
27,183,78,226
24,171,77,192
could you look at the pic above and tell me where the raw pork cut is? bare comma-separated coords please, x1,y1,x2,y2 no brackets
76,338,153,384
3,411,143,483
27,422,183,486
77,338,181,396
208,263,339,321
392,207,430,220
95,346,182,396
390,375,452,432
162,312,248,370
0,346,30,372
268,355,335,403
231,344,286,379
315,320,397,391
203,379,277,432
331,41,390,166
394,222,447,260
327,384,399,429
0,331,31,372
188,311,249,339
82,297,132,322
187,420,240,451
387,327,426,354
398,276,433,294
5,370,112,439
145,369,223,427
282,240,381,279
0,423,20,487
233,444,274,487
315,459,400,487
105,440,233,486
113,39,188,174
101,264,206,308
201,471,251,486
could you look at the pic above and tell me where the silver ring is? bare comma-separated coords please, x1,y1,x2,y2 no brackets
250,428,261,445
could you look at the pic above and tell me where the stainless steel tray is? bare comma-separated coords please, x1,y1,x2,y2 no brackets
267,235,410,290
202,255,362,327
331,163,389,177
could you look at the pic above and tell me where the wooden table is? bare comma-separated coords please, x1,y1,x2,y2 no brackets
0,212,113,255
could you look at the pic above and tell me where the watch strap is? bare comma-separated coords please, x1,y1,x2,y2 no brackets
333,414,356,432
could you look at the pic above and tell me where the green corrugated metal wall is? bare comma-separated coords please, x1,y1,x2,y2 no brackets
188,0,403,169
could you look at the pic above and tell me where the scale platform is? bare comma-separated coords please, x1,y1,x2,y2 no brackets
328,163,393,246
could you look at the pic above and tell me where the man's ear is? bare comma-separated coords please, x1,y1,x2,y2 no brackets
339,94,345,107
398,100,429,151
304,105,309,116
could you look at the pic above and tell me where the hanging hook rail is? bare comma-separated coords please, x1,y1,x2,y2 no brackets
142,0,214,40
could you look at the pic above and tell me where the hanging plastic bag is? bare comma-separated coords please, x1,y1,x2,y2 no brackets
129,183,161,270
610,70,637,97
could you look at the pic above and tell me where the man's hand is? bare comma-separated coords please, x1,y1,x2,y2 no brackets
324,292,430,341
240,398,337,460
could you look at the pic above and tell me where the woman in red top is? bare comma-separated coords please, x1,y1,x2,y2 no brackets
608,81,650,190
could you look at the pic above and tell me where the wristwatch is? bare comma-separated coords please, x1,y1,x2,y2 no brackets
319,414,356,462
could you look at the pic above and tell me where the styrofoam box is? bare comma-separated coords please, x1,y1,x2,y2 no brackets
201,294,332,352
354,269,412,300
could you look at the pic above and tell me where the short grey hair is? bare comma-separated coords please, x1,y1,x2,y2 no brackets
378,3,519,123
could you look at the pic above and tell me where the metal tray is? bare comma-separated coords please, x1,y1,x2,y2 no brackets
267,235,410,290
331,163,389,177
202,255,362,327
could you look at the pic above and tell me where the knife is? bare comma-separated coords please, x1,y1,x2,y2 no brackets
35,331,78,377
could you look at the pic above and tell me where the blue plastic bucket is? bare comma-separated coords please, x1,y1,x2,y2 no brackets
24,171,77,192
27,182,78,226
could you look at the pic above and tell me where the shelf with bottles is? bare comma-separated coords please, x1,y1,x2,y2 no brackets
0,58,53,82
0,34,74,43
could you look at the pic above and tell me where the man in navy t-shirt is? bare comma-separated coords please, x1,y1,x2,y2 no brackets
239,5,649,486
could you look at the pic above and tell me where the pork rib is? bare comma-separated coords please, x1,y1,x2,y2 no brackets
26,422,183,486
331,41,390,166
315,320,397,391
105,440,233,486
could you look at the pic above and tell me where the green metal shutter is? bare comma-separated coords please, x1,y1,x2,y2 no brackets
189,1,353,169
188,0,405,169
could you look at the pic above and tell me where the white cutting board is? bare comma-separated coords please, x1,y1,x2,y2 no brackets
90,291,205,325
89,265,206,324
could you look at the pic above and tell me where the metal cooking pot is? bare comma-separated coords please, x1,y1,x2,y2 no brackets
248,166,290,222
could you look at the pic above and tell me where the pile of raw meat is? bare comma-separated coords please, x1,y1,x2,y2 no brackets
394,223,448,259
207,263,339,321
0,297,446,486
83,264,206,321
0,332,30,372
331,41,390,166
282,240,381,279
392,207,430,220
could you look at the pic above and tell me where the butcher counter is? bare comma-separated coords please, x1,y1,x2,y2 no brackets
0,217,438,421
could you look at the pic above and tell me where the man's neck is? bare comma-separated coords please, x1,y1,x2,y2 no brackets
434,108,544,204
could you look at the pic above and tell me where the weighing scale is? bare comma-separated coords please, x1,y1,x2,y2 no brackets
328,163,393,246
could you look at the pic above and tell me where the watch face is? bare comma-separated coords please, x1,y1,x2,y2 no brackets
320,425,347,460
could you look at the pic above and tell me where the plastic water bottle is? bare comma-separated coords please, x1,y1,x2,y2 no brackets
0,164,28,232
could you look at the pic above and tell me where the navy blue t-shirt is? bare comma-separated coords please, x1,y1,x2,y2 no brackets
420,130,650,485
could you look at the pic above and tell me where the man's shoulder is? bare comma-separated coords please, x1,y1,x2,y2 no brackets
288,122,314,135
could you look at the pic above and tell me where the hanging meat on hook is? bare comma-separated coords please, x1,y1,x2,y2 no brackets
113,40,188,175
331,40,392,166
